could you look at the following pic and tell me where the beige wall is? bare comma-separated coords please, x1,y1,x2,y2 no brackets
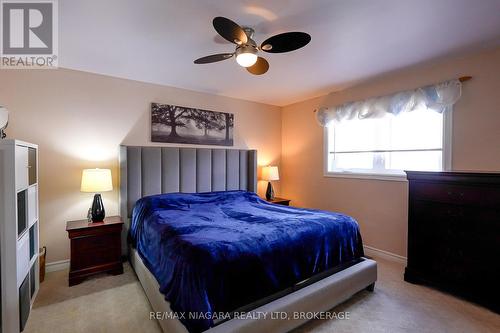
281,47,500,257
0,69,282,262
2,47,499,263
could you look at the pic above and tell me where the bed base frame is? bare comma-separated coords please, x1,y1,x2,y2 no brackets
120,146,377,332
130,248,377,333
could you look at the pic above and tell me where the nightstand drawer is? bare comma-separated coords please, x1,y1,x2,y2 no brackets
72,232,120,253
266,197,291,206
70,232,121,270
71,246,120,271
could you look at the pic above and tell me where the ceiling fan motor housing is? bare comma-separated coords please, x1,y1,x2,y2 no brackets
242,27,255,39
236,28,258,64
235,44,257,57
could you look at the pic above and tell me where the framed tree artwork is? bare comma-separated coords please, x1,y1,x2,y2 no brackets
151,103,234,146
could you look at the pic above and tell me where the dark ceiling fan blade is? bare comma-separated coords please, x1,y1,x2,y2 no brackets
194,53,234,64
247,57,269,75
213,16,248,45
260,32,311,53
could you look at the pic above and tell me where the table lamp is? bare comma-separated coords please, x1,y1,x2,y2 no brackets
262,166,279,200
81,168,113,222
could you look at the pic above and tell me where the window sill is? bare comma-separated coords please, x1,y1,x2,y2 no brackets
324,171,408,182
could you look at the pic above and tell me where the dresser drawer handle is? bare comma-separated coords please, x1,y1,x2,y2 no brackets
447,191,465,198
447,208,463,217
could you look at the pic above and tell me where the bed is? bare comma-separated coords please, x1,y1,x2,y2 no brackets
119,146,377,333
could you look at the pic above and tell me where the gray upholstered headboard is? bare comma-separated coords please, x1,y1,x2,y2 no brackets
119,146,257,253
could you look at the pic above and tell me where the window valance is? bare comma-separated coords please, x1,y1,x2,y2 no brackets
316,79,462,126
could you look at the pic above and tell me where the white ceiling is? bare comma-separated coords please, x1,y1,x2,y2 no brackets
60,0,500,106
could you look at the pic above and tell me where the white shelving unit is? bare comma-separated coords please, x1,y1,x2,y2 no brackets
0,139,40,332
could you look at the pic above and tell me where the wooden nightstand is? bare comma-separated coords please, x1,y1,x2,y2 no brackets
266,197,291,206
66,216,123,286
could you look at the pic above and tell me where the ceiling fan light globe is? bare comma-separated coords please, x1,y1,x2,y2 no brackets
235,45,258,67
236,52,258,67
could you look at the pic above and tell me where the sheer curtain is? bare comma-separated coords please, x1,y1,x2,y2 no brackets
316,79,462,126
327,108,444,173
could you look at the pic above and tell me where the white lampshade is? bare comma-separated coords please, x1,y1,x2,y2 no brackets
81,168,113,193
262,166,279,181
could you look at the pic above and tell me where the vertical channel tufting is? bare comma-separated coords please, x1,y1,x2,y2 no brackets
120,146,259,258
180,148,196,192
119,146,128,222
239,150,248,190
141,147,162,197
212,149,226,191
127,146,142,217
226,150,239,190
196,149,212,192
248,150,257,193
123,147,258,216
161,147,180,193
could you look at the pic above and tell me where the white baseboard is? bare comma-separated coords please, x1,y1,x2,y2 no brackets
363,245,407,265
45,259,70,273
44,249,404,273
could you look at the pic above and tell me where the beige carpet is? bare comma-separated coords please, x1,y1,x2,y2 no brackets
24,257,499,333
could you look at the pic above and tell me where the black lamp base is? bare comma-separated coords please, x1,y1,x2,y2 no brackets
266,182,275,200
91,194,105,222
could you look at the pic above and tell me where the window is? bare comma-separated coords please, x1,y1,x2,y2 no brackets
325,107,451,180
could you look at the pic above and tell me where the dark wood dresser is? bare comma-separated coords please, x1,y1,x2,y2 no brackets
66,216,123,286
405,171,500,312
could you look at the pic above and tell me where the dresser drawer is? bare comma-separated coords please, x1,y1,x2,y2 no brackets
412,182,500,206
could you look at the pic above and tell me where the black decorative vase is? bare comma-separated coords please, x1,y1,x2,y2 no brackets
265,182,275,200
91,194,105,222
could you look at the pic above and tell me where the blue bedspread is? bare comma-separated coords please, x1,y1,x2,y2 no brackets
130,191,364,332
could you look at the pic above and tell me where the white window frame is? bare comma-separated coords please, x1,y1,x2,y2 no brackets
323,110,453,182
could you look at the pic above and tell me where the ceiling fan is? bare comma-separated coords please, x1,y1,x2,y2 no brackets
194,16,311,75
